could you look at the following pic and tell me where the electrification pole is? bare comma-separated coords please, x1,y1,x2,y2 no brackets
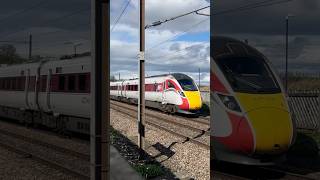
285,14,294,92
91,0,110,179
138,0,146,152
29,34,32,60
198,68,201,88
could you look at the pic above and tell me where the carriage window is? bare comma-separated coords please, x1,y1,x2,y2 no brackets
68,75,76,91
41,76,47,92
58,75,65,91
11,78,16,90
78,74,86,91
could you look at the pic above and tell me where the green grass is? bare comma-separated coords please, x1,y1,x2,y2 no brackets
133,164,164,179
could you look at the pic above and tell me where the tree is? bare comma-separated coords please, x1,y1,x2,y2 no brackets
0,44,25,64
110,75,116,82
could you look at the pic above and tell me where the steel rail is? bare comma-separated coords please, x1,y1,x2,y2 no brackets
111,105,209,150
111,100,210,134
0,141,89,179
0,128,89,161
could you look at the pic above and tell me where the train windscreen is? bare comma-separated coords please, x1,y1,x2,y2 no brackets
177,79,198,91
216,57,281,93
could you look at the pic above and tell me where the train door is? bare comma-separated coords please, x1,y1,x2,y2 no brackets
162,81,167,104
24,69,30,109
120,81,124,97
46,69,52,111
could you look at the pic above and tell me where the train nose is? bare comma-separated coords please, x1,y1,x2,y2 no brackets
247,108,294,154
184,91,202,110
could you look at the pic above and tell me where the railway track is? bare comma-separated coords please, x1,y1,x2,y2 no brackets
111,101,210,149
111,100,210,132
212,161,317,180
0,128,90,179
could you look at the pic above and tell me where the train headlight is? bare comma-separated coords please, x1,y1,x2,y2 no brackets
218,94,241,112
178,90,186,97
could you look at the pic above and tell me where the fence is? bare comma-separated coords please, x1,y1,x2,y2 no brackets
201,90,320,131
288,90,320,131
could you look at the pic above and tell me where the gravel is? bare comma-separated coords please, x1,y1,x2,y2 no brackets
0,145,78,179
0,119,90,179
110,108,210,180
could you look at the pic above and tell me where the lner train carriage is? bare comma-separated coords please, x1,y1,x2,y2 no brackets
211,36,296,165
110,73,202,114
0,57,91,134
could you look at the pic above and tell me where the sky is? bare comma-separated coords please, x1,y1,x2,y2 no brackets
0,0,318,86
0,0,90,59
0,0,210,85
213,0,320,75
110,0,210,85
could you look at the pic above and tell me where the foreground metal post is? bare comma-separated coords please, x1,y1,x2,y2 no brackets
90,0,110,179
138,0,145,151
285,16,289,92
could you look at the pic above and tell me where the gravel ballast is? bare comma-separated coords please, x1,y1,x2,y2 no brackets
110,107,210,180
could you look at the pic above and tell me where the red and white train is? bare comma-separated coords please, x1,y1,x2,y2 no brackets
110,73,203,114
0,57,91,134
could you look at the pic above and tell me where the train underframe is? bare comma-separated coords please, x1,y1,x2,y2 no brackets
212,139,287,166
110,95,198,115
0,105,90,135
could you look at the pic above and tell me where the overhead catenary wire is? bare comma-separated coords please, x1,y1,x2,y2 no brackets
0,0,47,25
146,0,293,54
111,0,131,32
0,7,90,40
212,0,293,16
145,5,210,29
146,17,209,53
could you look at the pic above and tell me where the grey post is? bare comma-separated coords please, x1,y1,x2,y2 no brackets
138,0,146,152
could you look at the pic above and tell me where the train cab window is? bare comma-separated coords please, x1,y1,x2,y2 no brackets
68,75,76,91
177,79,198,91
58,75,65,91
216,56,280,93
167,81,175,89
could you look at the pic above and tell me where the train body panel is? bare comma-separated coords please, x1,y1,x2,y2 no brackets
0,57,91,134
111,73,202,113
211,36,296,165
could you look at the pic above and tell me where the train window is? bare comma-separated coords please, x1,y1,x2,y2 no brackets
78,74,86,91
167,81,175,89
11,78,16,90
41,76,47,92
216,57,280,93
21,77,26,91
177,79,198,91
58,75,65,91
68,75,76,91
56,67,62,73
5,78,10,90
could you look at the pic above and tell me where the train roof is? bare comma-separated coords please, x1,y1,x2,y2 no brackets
124,73,192,81
211,36,265,59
